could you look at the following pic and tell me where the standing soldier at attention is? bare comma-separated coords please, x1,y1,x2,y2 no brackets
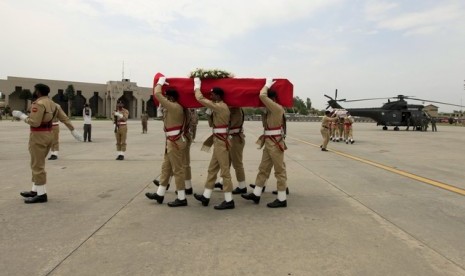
48,103,81,160
320,110,338,151
242,79,288,208
145,76,188,207
141,111,149,134
83,103,92,142
12,84,82,203
113,100,129,160
193,78,235,210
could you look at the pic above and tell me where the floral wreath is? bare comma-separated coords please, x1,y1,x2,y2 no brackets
189,68,234,79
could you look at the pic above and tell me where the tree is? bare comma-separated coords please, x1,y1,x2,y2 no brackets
65,84,76,116
19,89,32,111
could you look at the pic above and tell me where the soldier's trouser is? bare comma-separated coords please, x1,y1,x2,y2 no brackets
83,124,92,141
160,139,186,191
29,132,53,185
51,125,59,152
183,140,192,181
255,139,287,191
191,125,197,140
230,136,245,182
204,138,233,192
142,122,147,132
115,125,127,151
321,127,330,148
344,127,352,140
338,126,344,137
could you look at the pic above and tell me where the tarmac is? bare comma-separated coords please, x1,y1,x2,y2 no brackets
0,119,464,276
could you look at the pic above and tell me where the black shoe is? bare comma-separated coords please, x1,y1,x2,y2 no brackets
185,188,193,195
194,193,210,206
232,187,247,194
249,184,266,192
24,194,48,204
321,148,328,151
214,182,223,190
20,191,37,198
267,199,287,208
145,192,164,204
116,155,123,160
214,200,235,210
241,193,260,204
48,155,57,160
88,140,92,142
320,145,322,148
152,179,170,190
167,198,188,207
272,187,290,195
351,140,354,144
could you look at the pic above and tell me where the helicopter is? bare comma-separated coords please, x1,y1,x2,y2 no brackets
325,90,462,131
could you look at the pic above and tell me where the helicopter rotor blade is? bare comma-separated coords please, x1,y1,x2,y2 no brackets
408,98,464,107
324,94,333,99
335,89,338,100
343,97,391,103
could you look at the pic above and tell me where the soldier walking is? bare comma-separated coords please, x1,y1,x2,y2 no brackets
48,103,80,160
113,101,129,160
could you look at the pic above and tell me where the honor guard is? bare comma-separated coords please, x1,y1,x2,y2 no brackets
193,78,235,210
12,84,82,204
320,110,338,151
48,103,79,160
146,76,188,207
141,111,149,134
343,113,355,144
242,79,288,208
113,101,129,160
83,103,92,142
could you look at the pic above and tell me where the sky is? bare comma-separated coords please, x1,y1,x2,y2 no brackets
1,0,465,112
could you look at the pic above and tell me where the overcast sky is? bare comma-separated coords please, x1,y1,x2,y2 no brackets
1,0,464,112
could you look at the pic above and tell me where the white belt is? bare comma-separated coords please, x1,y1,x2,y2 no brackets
264,129,282,136
118,122,127,125
165,129,181,136
52,123,59,126
229,128,242,134
213,128,228,134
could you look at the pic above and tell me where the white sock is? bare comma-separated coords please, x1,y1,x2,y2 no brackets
36,185,46,195
185,180,192,189
277,190,287,201
120,151,125,156
238,181,246,189
32,184,37,192
157,185,167,196
217,177,223,184
253,186,263,197
224,192,233,202
117,151,121,156
177,190,186,200
203,188,213,199
54,151,59,156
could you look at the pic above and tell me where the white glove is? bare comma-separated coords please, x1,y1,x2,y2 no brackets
71,130,84,142
157,77,169,86
265,78,276,89
12,110,28,121
205,108,212,115
194,77,201,90
114,112,123,119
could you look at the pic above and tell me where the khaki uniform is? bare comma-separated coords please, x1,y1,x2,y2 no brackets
25,96,57,185
155,87,187,191
113,108,129,152
195,90,233,192
343,116,354,141
190,109,199,141
321,115,338,149
255,87,287,192
229,108,246,183
51,104,75,152
141,113,149,133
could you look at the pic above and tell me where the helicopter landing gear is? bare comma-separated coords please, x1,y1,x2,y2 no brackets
394,127,399,131
382,126,388,130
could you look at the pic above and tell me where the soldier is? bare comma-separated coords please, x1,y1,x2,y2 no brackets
12,83,82,204
48,103,80,160
145,76,188,207
214,107,247,194
320,110,338,151
189,108,198,142
242,79,288,208
431,117,437,132
344,113,355,144
193,78,235,210
141,111,149,134
113,100,129,160
83,103,92,142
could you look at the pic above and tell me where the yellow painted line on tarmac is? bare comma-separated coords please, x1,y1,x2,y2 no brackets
287,136,465,196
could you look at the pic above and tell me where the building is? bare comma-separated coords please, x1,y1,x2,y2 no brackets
0,76,157,118
423,104,438,117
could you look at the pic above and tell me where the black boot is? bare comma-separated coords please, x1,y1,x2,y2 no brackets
167,198,188,207
116,155,123,160
249,184,266,192
267,199,287,208
20,191,37,198
194,193,210,206
24,194,48,204
272,187,290,195
232,187,247,194
145,193,164,204
48,155,57,160
185,188,193,195
214,200,235,210
214,182,223,190
241,193,260,204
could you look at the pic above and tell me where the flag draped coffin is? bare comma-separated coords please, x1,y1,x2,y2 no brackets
153,75,293,108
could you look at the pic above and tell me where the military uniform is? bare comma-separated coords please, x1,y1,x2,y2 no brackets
141,112,149,134
146,81,188,207
320,113,338,151
189,109,199,141
49,104,75,160
113,106,129,160
343,115,355,144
